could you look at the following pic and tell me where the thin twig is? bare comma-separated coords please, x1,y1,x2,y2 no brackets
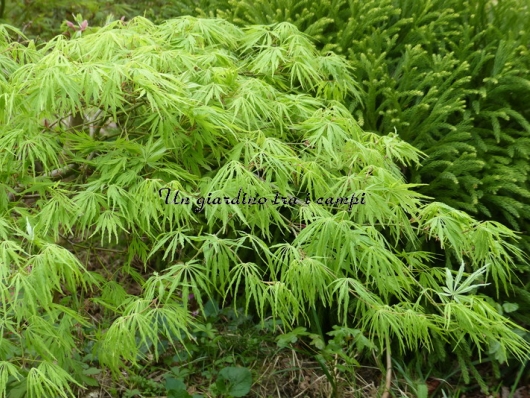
59,233,127,253
381,335,392,398
46,163,76,178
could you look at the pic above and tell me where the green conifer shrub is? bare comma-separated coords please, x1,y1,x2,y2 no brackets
0,16,529,395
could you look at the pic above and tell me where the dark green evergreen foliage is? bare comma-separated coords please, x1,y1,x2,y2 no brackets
168,0,530,249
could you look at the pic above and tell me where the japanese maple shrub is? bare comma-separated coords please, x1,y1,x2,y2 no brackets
0,17,528,396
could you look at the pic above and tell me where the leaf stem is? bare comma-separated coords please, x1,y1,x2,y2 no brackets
381,334,392,398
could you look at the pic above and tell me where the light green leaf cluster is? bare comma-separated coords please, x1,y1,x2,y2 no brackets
170,0,530,250
0,15,528,395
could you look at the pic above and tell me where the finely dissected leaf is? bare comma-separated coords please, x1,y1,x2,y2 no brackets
26,361,83,398
0,361,22,398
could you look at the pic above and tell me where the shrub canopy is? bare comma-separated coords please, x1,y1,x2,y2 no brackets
0,16,529,395
169,0,530,251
